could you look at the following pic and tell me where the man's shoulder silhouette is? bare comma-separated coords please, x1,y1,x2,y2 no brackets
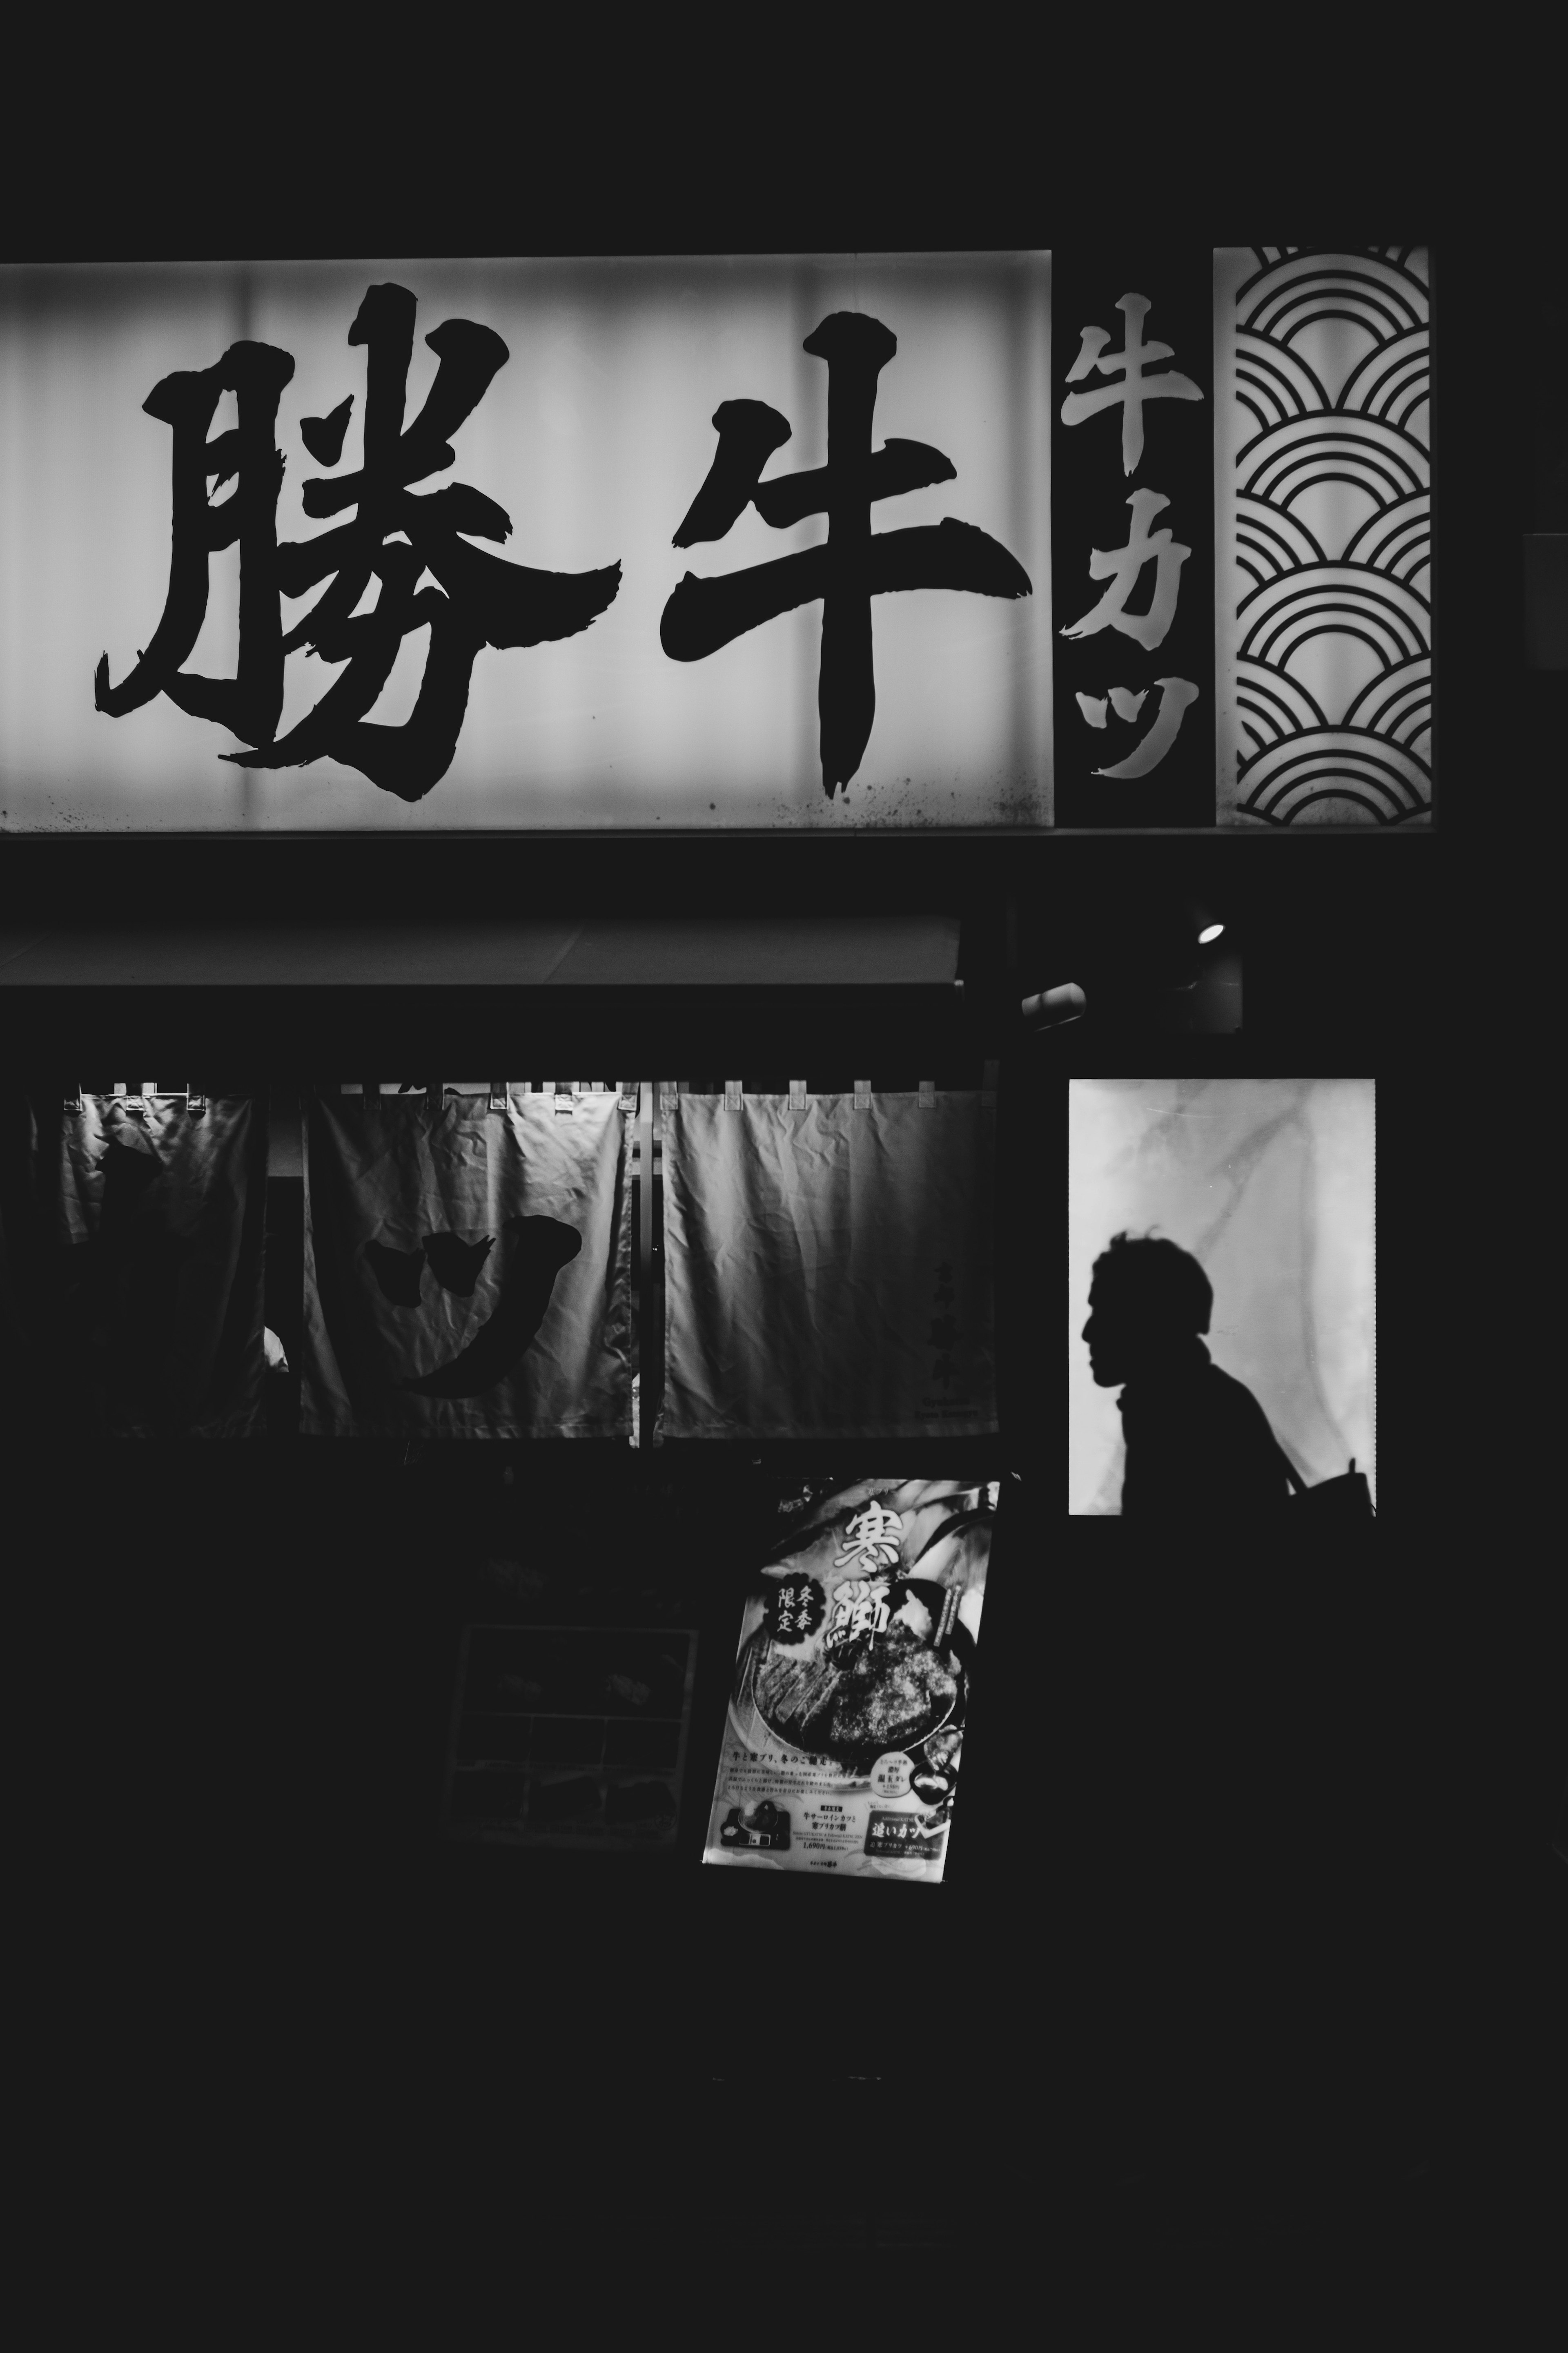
1120,1349,1291,1521
1201,1358,1281,1441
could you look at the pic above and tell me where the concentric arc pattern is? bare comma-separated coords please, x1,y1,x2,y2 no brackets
1230,247,1430,826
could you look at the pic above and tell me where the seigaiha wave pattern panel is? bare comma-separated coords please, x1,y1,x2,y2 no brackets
1214,248,1432,827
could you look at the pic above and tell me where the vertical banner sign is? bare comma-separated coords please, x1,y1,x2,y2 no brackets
1214,248,1432,826
1051,248,1216,828
703,1475,997,1882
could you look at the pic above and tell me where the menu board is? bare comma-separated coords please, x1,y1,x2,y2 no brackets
702,1475,997,1882
444,1624,699,1851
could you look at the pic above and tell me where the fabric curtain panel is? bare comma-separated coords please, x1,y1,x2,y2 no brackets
0,1092,267,1438
302,1090,633,1439
662,1091,996,1441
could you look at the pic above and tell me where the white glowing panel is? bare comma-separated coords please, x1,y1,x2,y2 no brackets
1068,1079,1376,1515
1,251,1431,832
0,256,1050,832
1214,248,1431,827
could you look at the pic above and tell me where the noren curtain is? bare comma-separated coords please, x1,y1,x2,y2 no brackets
302,1090,632,1439
661,1091,996,1441
0,1091,267,1438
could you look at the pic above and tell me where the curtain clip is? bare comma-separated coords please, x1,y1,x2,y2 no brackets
618,1082,638,1113
789,1079,807,1110
187,1084,207,1116
918,1079,935,1108
724,1079,743,1111
853,1079,871,1110
489,1082,508,1112
65,1082,84,1113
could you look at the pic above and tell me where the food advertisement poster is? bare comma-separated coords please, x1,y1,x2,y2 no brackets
444,1624,699,1850
702,1475,997,1882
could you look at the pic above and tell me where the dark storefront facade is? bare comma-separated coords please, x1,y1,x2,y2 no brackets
2,110,1558,2309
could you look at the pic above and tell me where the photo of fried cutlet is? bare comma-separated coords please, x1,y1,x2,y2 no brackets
753,1620,960,1766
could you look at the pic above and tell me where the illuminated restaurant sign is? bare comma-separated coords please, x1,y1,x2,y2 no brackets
0,249,1429,831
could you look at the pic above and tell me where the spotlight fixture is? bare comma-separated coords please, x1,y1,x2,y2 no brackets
1021,982,1086,1031
1184,897,1225,947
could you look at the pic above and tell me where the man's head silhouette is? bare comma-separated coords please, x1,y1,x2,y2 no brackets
1082,1231,1212,1387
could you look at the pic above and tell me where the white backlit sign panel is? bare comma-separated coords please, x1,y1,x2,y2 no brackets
0,249,1428,830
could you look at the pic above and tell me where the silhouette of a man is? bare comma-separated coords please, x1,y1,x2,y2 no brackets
1082,1232,1290,1522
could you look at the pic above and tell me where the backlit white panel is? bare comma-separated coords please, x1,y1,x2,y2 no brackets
0,255,1050,831
1,250,1431,832
1068,1078,1376,1513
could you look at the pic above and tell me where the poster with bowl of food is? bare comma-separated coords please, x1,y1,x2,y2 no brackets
702,1474,998,1881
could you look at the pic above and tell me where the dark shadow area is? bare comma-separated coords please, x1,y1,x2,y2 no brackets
9,1431,1560,2299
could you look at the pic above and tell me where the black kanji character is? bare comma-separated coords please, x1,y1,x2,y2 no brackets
662,313,1031,796
97,284,621,805
94,341,296,747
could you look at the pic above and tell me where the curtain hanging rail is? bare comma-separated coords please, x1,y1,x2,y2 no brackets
319,1080,977,1102
66,1082,206,1112
328,1081,630,1098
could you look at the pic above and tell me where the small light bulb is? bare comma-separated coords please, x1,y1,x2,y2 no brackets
1198,923,1225,944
